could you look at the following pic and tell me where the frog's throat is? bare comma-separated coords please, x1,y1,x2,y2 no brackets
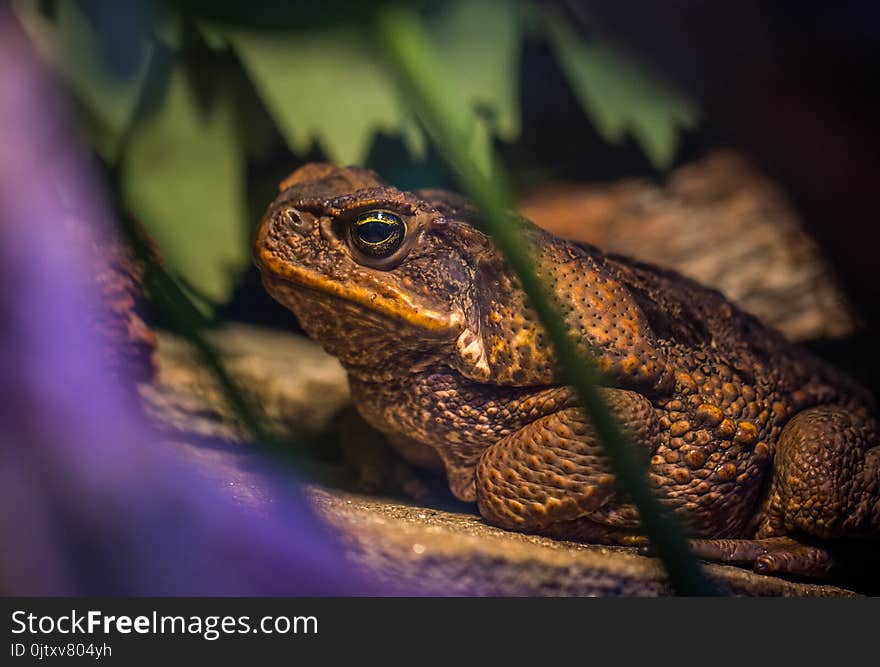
257,253,464,336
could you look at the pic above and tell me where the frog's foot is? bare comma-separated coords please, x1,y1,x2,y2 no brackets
756,405,880,540
687,536,834,578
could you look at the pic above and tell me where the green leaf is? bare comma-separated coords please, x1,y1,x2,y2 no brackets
545,15,697,168
227,26,404,165
121,66,246,307
154,9,184,50
466,115,494,178
400,114,427,160
219,0,521,168
427,0,521,140
196,21,231,52
13,0,152,163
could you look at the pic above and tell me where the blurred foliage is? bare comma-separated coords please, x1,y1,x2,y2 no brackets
122,65,247,304
544,15,697,169
14,1,152,162
228,25,419,166
13,0,697,310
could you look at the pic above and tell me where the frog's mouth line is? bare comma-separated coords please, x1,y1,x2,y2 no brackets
256,252,464,337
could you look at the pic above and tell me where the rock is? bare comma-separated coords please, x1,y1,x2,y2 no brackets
308,487,855,597
142,324,350,442
520,151,856,342
145,324,857,597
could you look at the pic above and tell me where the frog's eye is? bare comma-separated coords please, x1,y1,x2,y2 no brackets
349,210,406,259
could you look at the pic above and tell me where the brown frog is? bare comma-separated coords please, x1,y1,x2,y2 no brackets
255,163,880,578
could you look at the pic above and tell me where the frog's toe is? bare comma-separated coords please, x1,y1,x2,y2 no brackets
688,536,834,578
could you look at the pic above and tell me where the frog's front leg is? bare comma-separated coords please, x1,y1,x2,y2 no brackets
337,406,436,500
474,388,661,544
689,405,880,577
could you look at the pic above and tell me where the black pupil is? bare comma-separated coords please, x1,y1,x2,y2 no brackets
351,211,404,258
358,221,394,244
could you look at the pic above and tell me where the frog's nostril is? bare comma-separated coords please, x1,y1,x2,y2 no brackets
276,207,310,233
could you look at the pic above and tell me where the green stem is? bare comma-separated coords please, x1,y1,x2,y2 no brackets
117,214,310,469
376,5,719,596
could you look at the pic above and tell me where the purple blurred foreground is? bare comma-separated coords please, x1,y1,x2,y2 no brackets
0,10,379,596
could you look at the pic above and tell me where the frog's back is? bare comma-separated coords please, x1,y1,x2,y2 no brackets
587,244,871,411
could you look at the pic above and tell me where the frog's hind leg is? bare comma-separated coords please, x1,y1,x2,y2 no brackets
690,405,880,578
474,389,660,543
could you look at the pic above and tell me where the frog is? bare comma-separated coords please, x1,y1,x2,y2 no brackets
254,163,880,578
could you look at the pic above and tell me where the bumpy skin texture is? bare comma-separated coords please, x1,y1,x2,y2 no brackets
255,163,880,577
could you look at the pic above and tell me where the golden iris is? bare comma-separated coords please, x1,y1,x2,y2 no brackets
350,210,405,258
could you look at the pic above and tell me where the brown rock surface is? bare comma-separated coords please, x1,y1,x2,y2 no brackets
144,324,857,596
520,152,856,342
